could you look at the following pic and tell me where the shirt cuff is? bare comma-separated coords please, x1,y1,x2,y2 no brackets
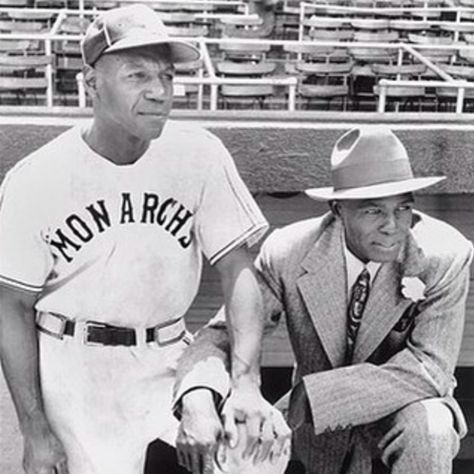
173,387,225,421
172,357,231,420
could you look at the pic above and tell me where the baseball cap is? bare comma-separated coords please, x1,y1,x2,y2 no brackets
81,4,201,66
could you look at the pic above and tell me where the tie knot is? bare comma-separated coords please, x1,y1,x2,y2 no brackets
358,268,370,285
351,268,370,301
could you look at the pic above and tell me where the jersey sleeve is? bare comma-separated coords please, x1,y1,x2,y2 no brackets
0,168,53,293
195,134,268,266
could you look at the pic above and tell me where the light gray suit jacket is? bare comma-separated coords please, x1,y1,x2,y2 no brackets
174,211,473,473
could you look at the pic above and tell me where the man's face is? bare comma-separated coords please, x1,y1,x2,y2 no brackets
93,45,174,141
333,193,414,263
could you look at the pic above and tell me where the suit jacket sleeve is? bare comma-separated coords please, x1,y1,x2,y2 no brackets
172,232,285,414
303,239,473,435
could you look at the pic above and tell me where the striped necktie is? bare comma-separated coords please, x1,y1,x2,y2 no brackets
345,268,370,364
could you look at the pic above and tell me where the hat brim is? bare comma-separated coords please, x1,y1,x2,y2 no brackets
305,176,446,201
104,34,201,64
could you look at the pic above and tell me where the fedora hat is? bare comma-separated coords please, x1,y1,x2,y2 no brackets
81,4,201,67
305,126,445,200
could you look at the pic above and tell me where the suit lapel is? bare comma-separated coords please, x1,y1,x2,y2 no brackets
353,229,426,363
352,262,410,363
296,219,348,368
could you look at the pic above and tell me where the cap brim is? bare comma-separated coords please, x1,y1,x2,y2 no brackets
104,34,201,64
305,176,446,201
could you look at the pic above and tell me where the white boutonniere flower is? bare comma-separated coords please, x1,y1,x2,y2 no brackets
401,277,426,303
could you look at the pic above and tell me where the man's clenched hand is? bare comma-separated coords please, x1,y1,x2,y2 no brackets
176,389,223,474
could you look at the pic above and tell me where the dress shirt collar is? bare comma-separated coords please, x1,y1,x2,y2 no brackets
343,244,381,298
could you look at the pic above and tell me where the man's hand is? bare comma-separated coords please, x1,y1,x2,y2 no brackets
221,380,291,464
176,389,224,474
22,421,69,474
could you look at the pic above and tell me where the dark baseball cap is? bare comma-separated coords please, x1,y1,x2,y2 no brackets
81,4,201,66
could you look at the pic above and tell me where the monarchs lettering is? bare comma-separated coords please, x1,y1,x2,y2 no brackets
48,192,194,263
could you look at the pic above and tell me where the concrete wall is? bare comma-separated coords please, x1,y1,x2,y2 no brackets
1,120,474,194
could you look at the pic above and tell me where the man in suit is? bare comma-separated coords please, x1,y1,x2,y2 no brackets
174,126,473,473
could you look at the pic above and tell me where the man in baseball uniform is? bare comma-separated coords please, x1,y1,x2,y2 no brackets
0,5,288,474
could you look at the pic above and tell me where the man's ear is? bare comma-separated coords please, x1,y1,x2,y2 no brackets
329,200,341,217
83,65,98,98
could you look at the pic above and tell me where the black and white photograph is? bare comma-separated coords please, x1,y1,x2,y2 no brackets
0,1,474,473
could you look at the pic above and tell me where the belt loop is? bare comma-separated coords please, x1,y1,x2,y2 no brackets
135,325,147,347
36,312,69,340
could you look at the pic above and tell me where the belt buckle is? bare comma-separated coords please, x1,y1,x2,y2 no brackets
37,312,68,340
83,320,108,346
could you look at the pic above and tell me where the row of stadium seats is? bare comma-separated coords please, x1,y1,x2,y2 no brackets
1,43,472,111
1,1,474,112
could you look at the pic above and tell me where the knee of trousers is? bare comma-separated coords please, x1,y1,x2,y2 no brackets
392,398,460,457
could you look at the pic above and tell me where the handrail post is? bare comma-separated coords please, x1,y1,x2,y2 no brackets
210,83,218,110
456,84,465,113
45,38,53,107
377,80,387,113
197,67,203,111
76,71,86,108
288,79,296,111
397,44,403,68
298,2,305,42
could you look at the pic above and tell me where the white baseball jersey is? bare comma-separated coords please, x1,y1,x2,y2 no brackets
0,120,268,474
0,120,267,327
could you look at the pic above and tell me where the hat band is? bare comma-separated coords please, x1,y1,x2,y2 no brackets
332,158,413,191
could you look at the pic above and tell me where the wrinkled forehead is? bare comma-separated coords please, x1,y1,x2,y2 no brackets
96,44,173,71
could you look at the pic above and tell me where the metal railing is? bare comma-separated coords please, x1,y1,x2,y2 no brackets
299,1,474,41
2,6,474,112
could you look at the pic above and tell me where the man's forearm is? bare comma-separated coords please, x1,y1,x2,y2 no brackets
215,247,264,388
0,288,49,434
224,266,263,386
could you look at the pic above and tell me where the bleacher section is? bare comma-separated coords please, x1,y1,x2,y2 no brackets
1,0,474,111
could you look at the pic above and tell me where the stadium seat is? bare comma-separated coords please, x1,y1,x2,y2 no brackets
373,83,427,111
0,54,52,105
0,0,28,6
295,60,353,110
7,9,55,23
159,12,197,26
166,25,209,37
303,16,354,42
6,9,55,33
436,62,474,111
0,38,38,54
284,42,350,64
435,86,474,112
216,60,277,109
351,18,390,30
408,32,455,63
353,30,399,42
389,19,430,40
310,28,354,41
218,41,271,61
372,62,427,111
173,58,204,108
34,0,67,7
